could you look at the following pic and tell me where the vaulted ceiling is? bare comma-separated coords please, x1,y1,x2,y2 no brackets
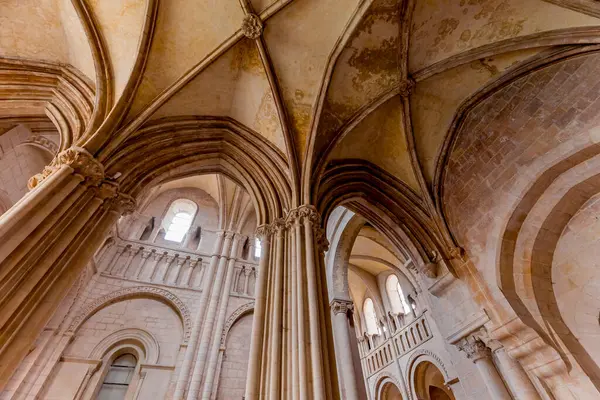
2,0,600,234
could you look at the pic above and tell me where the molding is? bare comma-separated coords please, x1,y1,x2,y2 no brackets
61,357,102,365
427,270,457,297
445,310,490,345
433,45,600,241
68,286,192,344
89,327,160,364
414,27,600,82
405,349,453,384
542,0,600,18
220,301,255,347
140,363,176,371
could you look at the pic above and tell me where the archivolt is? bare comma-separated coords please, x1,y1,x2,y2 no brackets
220,301,254,347
0,58,95,150
317,159,449,271
68,286,192,344
101,117,292,224
498,147,600,389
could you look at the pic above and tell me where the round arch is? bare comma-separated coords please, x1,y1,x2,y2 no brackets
89,327,160,364
68,286,192,343
220,301,254,347
406,350,455,400
373,373,405,400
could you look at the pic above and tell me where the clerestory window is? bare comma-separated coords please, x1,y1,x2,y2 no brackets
162,199,198,243
254,237,262,258
363,298,380,335
386,274,411,315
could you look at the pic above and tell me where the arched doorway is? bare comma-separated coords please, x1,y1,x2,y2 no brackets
380,381,403,400
413,361,455,400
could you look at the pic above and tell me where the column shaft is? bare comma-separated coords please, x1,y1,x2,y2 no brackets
244,206,339,400
0,148,135,390
173,233,224,400
495,348,541,399
200,236,241,399
245,227,272,399
187,233,234,400
331,300,360,400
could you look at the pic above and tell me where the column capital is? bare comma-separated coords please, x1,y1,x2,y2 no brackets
458,337,491,362
255,224,272,241
330,298,354,315
28,146,105,190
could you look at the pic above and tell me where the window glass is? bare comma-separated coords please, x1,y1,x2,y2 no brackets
97,354,137,400
396,282,412,314
386,275,403,314
363,298,379,335
254,238,262,258
162,199,198,243
165,212,193,242
386,274,411,315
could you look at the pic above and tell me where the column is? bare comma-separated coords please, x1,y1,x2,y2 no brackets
241,267,250,295
245,225,272,399
134,249,154,279
169,256,188,285
172,231,225,400
459,337,511,400
183,258,200,287
330,299,361,400
494,346,541,399
245,205,339,400
187,232,235,400
0,147,135,390
107,245,127,274
200,234,242,399
119,246,141,277
148,251,167,281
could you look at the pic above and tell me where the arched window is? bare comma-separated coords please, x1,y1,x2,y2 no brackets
254,237,262,258
386,274,411,315
163,199,198,243
363,298,379,335
97,353,137,400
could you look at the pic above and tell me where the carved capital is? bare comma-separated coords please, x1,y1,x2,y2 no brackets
241,14,263,39
458,338,491,362
315,227,330,252
330,299,354,315
224,231,236,240
255,224,272,241
103,192,136,215
28,147,104,190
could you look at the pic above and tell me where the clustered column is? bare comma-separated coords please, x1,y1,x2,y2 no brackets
173,231,243,400
0,147,135,390
245,205,339,400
